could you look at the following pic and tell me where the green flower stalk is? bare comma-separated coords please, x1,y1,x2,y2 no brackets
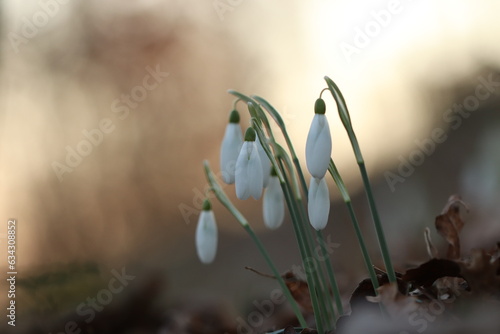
323,76,396,284
328,159,379,292
192,77,397,333
202,161,307,328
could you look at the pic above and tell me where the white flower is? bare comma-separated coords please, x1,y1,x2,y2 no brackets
220,110,243,184
308,177,330,230
306,99,332,179
235,128,263,200
256,136,271,188
263,173,284,230
195,200,218,264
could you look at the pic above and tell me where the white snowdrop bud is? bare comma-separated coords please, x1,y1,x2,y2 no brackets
195,199,218,264
308,177,330,230
256,135,271,188
263,169,284,230
235,128,263,200
220,110,243,184
306,99,332,179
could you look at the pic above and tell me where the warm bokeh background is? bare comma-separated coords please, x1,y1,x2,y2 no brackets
1,0,500,332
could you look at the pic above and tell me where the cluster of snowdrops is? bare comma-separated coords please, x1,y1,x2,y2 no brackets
192,77,397,333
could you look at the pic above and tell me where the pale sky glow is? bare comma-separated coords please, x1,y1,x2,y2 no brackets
288,0,500,183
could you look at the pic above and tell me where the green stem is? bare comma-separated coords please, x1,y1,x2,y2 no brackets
279,164,325,333
358,162,396,283
231,92,340,331
314,231,337,328
252,95,307,194
324,76,396,284
256,95,338,330
317,230,343,316
293,195,334,329
249,95,329,330
328,159,379,291
203,161,307,328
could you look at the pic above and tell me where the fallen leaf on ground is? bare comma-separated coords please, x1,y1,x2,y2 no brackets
435,195,468,259
424,227,439,259
245,267,314,314
458,248,500,297
402,258,462,288
366,282,419,318
282,271,314,314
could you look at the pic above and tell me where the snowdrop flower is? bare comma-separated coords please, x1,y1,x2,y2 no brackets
256,135,271,188
306,98,332,179
220,110,243,184
263,168,284,230
235,127,263,200
195,199,218,264
308,177,330,230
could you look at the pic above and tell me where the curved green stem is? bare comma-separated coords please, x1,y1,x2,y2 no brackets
278,165,324,333
328,159,379,291
317,230,343,316
203,161,307,327
232,98,242,111
255,95,342,329
324,76,396,284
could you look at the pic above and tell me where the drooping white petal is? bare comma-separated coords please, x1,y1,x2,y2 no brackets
256,136,271,188
308,177,330,230
195,210,218,264
263,175,284,230
235,141,263,200
306,114,332,179
220,123,243,184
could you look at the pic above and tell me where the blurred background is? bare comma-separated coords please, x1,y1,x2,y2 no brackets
0,0,500,333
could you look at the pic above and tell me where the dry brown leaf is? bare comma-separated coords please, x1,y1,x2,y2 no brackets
244,267,313,314
282,271,314,314
366,282,419,318
424,227,439,259
434,276,468,301
283,325,297,334
435,195,469,259
489,242,500,274
402,258,462,288
458,248,500,297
